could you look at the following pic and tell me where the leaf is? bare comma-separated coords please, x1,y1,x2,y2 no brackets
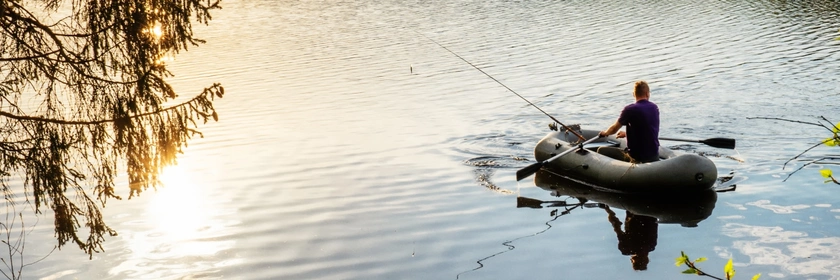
825,138,838,147
752,273,761,280
675,255,688,267
821,169,834,178
212,111,219,122
694,257,708,263
724,258,735,278
681,268,698,274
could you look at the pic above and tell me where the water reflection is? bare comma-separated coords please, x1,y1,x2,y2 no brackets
461,170,719,277
721,223,840,278
533,170,718,226
605,207,657,271
153,165,213,241
718,200,840,278
531,170,718,270
107,164,240,278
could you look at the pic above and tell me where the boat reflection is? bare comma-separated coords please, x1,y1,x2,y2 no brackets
523,170,718,270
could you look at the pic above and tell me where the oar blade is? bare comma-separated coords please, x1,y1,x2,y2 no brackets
516,162,544,181
700,137,736,149
516,196,544,208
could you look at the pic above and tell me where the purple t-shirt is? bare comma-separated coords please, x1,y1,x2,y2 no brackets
617,99,660,162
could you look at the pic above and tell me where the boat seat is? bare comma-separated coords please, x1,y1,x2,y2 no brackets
584,140,620,150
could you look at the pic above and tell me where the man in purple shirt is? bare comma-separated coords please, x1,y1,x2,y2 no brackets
599,81,660,163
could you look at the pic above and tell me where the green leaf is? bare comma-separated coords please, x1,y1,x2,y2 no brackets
822,169,834,178
675,255,688,267
676,251,689,266
694,257,708,263
682,268,698,274
724,258,735,278
752,273,762,280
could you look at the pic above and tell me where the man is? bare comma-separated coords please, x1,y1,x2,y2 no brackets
598,81,660,163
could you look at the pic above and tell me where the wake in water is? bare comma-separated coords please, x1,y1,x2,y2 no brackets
464,155,528,195
454,132,534,194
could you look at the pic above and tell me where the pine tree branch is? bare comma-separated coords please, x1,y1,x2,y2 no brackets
0,83,222,125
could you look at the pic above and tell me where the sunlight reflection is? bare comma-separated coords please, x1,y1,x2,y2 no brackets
152,164,210,240
109,164,238,278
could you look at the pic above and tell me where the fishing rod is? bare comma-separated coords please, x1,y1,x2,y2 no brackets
415,31,585,142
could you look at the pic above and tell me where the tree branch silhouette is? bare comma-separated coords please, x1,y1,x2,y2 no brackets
1,0,225,262
749,116,839,180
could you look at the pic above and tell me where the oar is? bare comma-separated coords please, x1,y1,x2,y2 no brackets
660,137,736,149
516,196,604,209
516,135,602,181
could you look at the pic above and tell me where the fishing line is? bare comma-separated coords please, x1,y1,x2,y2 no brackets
414,31,585,141
454,201,586,279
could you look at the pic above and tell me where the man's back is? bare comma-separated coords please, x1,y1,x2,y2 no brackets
599,80,660,163
618,99,660,162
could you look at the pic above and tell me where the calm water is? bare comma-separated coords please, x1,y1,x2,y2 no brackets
12,0,840,279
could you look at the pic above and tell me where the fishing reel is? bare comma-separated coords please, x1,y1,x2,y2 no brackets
549,122,582,133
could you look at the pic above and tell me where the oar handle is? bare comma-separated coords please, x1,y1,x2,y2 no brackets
659,137,700,143
660,136,736,149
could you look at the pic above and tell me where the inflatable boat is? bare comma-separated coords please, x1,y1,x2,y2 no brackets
530,127,718,193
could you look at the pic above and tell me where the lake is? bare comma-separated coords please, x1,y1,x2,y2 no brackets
12,0,840,279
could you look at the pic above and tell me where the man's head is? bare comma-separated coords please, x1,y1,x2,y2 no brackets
633,80,650,100
631,254,650,271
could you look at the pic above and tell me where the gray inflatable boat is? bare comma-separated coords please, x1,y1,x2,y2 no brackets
533,128,718,193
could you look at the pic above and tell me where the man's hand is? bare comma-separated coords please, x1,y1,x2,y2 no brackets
617,131,626,138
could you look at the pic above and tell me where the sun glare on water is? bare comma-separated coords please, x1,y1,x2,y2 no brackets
151,164,212,241
110,163,238,277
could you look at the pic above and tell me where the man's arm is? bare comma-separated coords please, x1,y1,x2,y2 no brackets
600,120,623,137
